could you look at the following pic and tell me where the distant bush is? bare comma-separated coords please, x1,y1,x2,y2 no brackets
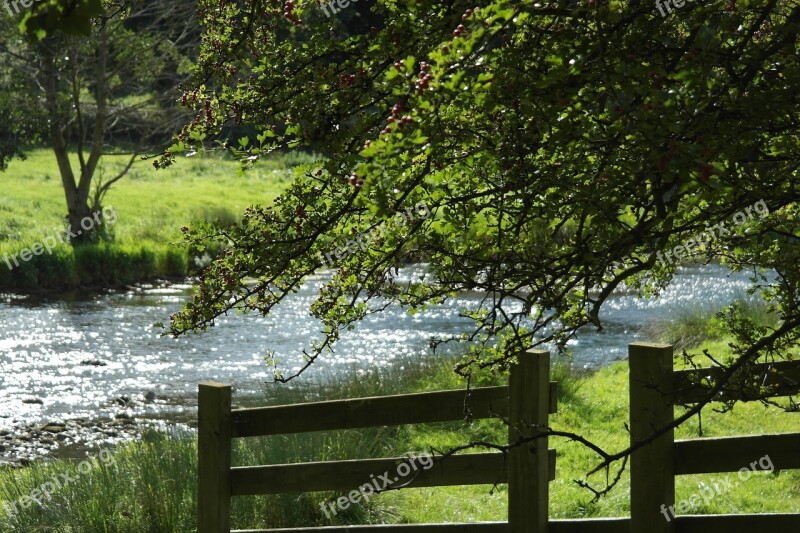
0,243,192,292
647,298,780,351
189,205,240,228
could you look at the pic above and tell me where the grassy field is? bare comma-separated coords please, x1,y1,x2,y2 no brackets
0,148,310,290
0,337,797,531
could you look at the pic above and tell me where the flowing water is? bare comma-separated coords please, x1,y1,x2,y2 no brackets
0,264,760,431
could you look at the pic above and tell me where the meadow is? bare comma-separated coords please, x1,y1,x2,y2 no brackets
0,149,310,291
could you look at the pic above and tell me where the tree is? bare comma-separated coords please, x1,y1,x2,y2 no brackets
0,0,198,242
167,0,799,492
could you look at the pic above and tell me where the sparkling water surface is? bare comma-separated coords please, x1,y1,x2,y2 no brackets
0,264,759,429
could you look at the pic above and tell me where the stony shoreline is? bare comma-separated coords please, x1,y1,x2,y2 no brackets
0,416,139,468
0,394,197,468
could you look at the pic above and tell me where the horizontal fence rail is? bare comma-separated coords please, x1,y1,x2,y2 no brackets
234,525,512,533
235,518,634,533
674,433,800,475
672,513,800,531
231,450,557,496
231,383,558,438
672,360,800,404
235,514,800,533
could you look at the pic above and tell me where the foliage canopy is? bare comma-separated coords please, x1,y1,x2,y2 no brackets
168,0,799,390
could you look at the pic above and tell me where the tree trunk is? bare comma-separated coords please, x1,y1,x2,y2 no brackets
40,28,108,245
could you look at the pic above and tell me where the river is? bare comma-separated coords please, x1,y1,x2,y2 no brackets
0,264,759,433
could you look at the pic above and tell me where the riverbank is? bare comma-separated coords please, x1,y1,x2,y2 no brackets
1,345,797,531
0,149,305,292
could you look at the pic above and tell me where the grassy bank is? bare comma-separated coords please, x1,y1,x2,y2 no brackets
0,149,307,291
1,342,797,531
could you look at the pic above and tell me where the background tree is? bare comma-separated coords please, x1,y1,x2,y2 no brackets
0,0,199,242
167,0,799,490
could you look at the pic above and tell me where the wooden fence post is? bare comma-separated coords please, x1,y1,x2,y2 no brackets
198,382,233,533
508,349,550,533
629,343,675,533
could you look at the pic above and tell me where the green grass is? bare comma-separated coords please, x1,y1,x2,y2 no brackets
1,346,797,531
646,298,781,352
0,432,198,532
0,148,310,290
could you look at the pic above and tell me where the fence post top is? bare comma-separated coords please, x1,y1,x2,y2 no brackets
523,348,550,357
199,381,232,390
512,349,550,367
629,342,673,350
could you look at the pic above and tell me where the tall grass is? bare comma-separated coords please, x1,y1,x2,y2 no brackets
0,432,197,532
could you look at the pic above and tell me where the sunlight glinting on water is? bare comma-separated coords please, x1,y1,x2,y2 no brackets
0,265,760,429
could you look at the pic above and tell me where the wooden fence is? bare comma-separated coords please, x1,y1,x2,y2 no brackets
198,343,800,532
629,342,800,532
